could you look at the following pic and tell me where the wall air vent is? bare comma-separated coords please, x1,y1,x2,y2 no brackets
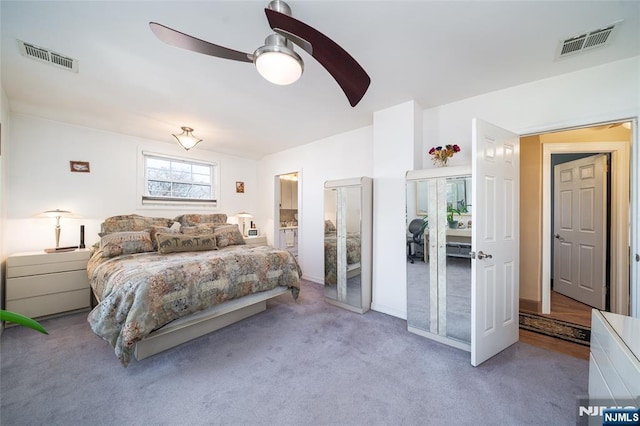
17,40,79,73
556,21,621,60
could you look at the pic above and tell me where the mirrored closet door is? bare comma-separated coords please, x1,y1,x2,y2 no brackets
406,167,472,350
324,177,373,314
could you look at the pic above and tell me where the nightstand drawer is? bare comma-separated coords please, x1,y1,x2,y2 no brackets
7,260,89,278
6,289,90,318
244,236,267,247
6,270,89,300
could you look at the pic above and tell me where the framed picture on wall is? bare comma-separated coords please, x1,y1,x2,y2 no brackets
236,181,245,193
70,161,90,173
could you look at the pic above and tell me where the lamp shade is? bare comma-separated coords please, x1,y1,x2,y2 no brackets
172,127,202,151
42,209,73,218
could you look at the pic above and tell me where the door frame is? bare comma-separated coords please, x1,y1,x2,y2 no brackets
541,141,630,315
273,170,302,260
551,153,608,310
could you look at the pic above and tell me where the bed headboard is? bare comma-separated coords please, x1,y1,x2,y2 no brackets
100,214,174,236
173,214,228,227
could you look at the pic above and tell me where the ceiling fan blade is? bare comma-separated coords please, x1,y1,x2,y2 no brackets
264,9,370,107
149,22,254,63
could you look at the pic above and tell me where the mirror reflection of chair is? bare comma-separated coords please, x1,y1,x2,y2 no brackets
407,218,426,263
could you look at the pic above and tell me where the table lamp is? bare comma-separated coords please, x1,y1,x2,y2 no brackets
236,212,253,236
42,209,73,248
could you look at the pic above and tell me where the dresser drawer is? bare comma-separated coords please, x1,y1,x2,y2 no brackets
589,310,640,404
6,270,89,300
7,260,89,278
6,289,90,319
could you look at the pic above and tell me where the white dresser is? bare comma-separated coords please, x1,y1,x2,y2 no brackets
589,310,640,405
5,249,92,319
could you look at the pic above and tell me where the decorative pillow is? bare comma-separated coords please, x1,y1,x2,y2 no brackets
213,224,246,248
181,224,215,235
325,220,336,233
100,214,173,236
156,233,217,254
100,231,154,258
149,226,180,250
174,213,227,227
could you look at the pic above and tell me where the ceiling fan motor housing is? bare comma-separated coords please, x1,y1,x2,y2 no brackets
267,0,292,16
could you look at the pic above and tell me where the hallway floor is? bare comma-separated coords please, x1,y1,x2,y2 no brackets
520,291,592,360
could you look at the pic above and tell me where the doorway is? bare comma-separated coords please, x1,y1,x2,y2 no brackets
521,121,632,317
551,153,610,311
274,172,300,258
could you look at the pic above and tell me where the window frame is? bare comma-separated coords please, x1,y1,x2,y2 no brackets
140,150,219,209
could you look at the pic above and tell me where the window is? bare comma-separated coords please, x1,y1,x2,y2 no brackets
142,152,218,207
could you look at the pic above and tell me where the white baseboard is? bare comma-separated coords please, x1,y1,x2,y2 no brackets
302,274,323,284
371,302,406,320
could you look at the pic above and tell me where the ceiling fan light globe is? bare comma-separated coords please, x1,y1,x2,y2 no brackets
255,50,303,85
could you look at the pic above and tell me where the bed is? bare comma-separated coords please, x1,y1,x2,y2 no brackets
323,220,361,285
87,214,301,366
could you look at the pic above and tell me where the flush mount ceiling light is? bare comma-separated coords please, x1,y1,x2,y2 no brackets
254,34,303,85
172,127,202,150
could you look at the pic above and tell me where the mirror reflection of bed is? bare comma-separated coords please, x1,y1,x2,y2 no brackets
406,171,472,348
323,177,372,314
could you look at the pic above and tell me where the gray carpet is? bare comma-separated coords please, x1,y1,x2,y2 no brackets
1,280,588,425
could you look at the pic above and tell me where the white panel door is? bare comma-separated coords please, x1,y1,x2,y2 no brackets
553,154,607,309
471,118,520,367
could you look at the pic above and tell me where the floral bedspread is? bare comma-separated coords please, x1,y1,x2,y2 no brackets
87,245,301,366
324,232,361,285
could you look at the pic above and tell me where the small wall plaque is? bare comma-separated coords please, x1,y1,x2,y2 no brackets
70,161,90,173
236,181,245,193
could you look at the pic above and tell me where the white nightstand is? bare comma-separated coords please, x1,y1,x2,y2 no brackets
244,236,268,247
5,249,92,320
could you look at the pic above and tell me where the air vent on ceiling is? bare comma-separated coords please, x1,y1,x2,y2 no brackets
17,40,79,73
556,21,621,59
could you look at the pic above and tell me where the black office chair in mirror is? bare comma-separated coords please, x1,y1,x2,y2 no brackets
407,217,427,263
406,169,472,351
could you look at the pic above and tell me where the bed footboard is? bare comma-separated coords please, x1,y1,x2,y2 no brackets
134,286,290,360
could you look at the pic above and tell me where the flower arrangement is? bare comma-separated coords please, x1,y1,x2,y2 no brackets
429,144,461,167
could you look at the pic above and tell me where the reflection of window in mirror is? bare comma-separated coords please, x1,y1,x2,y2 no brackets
416,180,429,216
445,177,472,214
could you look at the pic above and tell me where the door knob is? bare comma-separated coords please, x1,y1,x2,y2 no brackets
554,234,564,241
471,251,493,260
477,251,492,260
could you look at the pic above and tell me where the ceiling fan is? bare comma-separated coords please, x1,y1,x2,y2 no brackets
149,0,371,107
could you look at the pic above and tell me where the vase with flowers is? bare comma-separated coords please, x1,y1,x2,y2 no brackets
429,144,461,167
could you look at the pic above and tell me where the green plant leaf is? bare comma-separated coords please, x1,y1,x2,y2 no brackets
0,310,48,334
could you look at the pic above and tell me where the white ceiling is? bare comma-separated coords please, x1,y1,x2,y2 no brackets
2,1,639,159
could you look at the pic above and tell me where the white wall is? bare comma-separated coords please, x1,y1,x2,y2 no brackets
422,56,640,165
1,87,8,324
371,101,422,318
258,126,373,283
4,113,261,253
